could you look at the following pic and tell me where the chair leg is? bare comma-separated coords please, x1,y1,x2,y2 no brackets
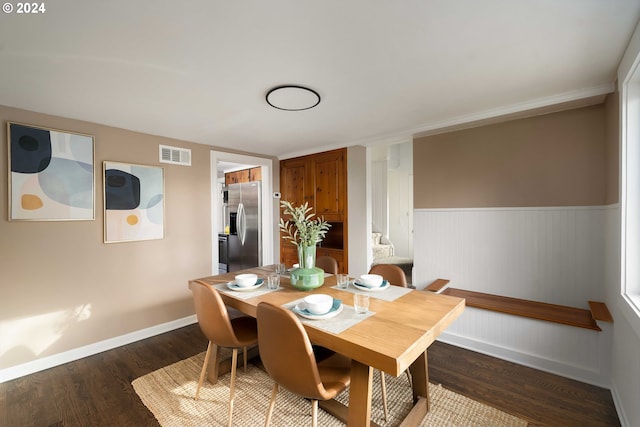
228,347,238,427
406,369,413,388
311,399,318,427
380,370,389,421
264,383,279,427
195,341,212,400
243,345,248,372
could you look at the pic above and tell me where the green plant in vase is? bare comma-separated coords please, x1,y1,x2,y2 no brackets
279,200,331,289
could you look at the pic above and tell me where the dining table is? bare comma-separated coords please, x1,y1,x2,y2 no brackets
190,265,465,427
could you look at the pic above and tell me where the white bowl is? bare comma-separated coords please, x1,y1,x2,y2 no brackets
303,294,333,315
360,274,383,287
235,273,258,288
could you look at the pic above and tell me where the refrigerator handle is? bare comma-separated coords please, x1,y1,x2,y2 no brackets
237,202,246,245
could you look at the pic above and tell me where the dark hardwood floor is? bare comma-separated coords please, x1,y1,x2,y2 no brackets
428,342,620,427
0,324,620,426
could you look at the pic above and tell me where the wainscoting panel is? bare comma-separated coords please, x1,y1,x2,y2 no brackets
413,206,606,306
414,206,610,386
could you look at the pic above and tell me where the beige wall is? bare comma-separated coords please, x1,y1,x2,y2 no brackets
0,105,273,371
413,105,607,208
347,145,368,277
604,90,620,204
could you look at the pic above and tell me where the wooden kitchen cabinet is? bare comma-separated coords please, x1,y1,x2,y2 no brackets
280,245,345,273
280,244,345,273
280,148,346,221
316,247,345,272
280,157,309,208
225,169,248,185
279,148,348,272
225,172,234,185
281,245,299,269
225,167,261,185
312,150,346,221
249,166,261,182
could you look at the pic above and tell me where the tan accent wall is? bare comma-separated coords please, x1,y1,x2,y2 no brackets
0,105,273,370
604,91,620,204
413,105,606,208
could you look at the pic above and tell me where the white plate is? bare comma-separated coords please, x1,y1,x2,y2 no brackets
293,300,343,320
352,279,390,292
226,278,264,292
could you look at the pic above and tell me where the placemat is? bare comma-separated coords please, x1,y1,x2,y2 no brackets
214,282,281,300
283,298,374,334
331,282,413,301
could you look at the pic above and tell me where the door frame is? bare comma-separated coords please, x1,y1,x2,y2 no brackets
210,151,274,275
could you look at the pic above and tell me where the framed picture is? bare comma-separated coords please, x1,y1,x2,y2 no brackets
103,161,164,243
8,122,95,221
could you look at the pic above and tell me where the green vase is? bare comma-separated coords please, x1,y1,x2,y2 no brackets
290,244,324,290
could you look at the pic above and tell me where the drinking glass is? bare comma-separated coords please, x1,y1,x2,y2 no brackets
336,274,349,289
267,273,280,290
353,293,370,314
275,263,286,275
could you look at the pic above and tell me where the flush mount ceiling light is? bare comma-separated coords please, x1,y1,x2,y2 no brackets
266,85,321,111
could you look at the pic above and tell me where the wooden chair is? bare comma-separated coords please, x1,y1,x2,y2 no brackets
316,255,339,274
188,280,259,427
367,263,410,420
257,302,351,427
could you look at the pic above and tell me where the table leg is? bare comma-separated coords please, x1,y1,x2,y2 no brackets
398,350,429,427
319,359,383,427
409,350,429,407
347,359,373,426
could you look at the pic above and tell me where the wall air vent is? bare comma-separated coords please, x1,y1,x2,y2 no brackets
159,145,191,166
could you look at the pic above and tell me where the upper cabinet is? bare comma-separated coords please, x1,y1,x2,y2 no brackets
312,150,346,221
225,166,261,185
249,166,261,182
279,157,309,208
280,148,346,222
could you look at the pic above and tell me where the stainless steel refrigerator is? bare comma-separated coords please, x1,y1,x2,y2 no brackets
226,181,261,271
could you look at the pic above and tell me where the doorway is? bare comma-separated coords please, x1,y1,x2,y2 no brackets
210,151,274,275
368,141,414,281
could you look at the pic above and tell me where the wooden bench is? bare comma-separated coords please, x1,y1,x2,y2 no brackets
424,279,612,331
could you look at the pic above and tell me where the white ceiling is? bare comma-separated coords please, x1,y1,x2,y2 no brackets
1,1,639,158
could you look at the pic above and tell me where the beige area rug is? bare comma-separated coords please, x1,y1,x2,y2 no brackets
133,351,527,427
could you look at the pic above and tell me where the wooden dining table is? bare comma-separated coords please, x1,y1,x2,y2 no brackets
191,265,465,427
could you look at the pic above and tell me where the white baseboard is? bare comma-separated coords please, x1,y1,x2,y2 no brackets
610,380,630,427
0,315,197,383
437,331,609,388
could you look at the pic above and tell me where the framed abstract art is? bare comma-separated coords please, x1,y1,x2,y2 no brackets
103,161,165,243
8,122,95,221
